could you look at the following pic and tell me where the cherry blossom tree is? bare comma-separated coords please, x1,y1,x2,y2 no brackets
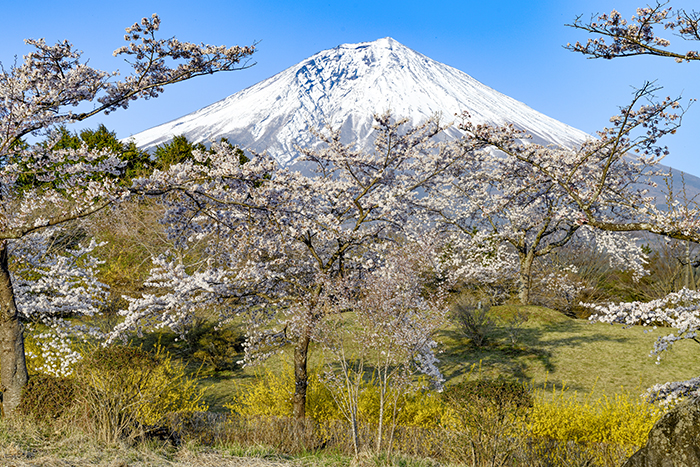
420,18,692,302
112,113,463,418
314,242,447,454
0,15,254,415
563,3,700,254
425,143,642,305
422,93,657,305
567,2,699,62
565,2,700,408
456,82,693,243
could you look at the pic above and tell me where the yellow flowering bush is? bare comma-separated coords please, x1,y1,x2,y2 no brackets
131,348,208,425
227,366,452,428
342,378,454,428
229,364,665,463
227,365,340,421
75,344,207,442
527,384,664,452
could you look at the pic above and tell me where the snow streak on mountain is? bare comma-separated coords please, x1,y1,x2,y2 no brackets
129,37,590,166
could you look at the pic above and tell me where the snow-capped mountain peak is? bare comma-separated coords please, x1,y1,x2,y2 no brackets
128,37,590,166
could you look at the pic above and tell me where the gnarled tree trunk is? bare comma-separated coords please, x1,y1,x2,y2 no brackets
292,333,310,419
0,241,28,416
517,250,536,305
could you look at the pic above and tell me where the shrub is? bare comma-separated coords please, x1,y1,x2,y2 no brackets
452,297,494,347
441,378,531,465
227,365,340,422
186,320,244,372
74,344,207,443
442,378,532,415
527,383,664,457
148,318,245,372
394,386,456,429
501,309,529,345
228,366,454,428
17,374,76,422
226,366,459,457
227,366,659,465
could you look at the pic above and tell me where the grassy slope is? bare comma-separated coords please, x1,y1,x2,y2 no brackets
198,305,700,411
440,305,700,397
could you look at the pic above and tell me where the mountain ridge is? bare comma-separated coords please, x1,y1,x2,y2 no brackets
128,37,590,165
127,37,700,201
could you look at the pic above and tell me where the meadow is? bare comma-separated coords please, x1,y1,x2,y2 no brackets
2,298,697,467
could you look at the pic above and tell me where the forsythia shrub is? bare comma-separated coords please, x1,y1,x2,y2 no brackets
356,376,456,429
226,366,293,417
527,384,664,451
398,388,456,428
439,378,532,443
227,365,340,421
75,344,207,441
229,365,663,462
227,366,453,428
132,348,208,425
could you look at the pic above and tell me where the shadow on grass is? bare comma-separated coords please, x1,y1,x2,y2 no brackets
438,320,632,390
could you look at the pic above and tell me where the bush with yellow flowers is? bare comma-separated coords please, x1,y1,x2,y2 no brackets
527,383,664,457
227,365,451,428
228,364,666,463
74,344,207,442
226,366,339,421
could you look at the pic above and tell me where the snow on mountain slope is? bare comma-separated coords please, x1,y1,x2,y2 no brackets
128,37,591,166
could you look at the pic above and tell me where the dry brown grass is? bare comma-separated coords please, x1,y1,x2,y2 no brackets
0,432,298,467
0,408,635,467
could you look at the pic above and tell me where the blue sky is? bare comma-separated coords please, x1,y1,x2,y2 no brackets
2,0,699,175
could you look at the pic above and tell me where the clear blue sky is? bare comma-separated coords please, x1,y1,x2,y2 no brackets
2,0,699,175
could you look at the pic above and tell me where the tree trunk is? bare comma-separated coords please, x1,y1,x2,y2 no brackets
0,241,28,417
685,240,695,290
292,333,310,419
518,251,535,305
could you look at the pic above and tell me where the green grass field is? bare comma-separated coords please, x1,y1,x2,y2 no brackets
440,305,700,397
196,304,700,412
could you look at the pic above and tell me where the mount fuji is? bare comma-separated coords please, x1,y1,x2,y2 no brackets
128,37,591,166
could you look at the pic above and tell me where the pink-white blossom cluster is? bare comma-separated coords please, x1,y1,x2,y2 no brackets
439,230,519,287
536,265,589,312
567,3,700,62
588,288,700,360
576,227,648,280
644,376,700,406
11,228,108,376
